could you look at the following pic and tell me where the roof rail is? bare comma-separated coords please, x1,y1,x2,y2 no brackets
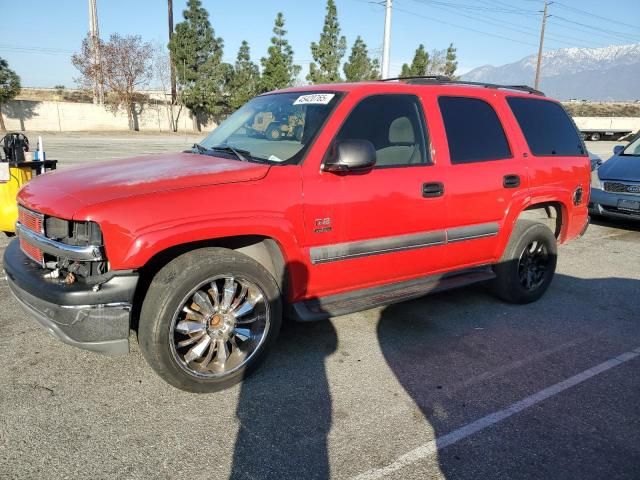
379,76,545,96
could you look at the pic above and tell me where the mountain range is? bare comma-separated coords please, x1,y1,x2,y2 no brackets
461,44,640,101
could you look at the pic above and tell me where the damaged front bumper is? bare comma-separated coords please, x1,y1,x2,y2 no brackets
3,239,138,355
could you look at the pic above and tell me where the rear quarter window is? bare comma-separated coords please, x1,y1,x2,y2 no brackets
507,97,585,157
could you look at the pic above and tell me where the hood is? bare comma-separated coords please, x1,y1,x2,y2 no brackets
18,152,270,219
598,154,640,182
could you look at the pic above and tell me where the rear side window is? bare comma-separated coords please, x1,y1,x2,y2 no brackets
438,96,511,164
507,97,585,156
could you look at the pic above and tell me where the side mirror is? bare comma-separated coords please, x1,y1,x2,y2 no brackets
324,139,376,173
613,145,625,155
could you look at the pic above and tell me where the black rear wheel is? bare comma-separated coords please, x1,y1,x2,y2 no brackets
493,220,557,304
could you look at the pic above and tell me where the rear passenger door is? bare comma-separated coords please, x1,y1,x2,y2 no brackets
437,95,529,267
505,97,590,240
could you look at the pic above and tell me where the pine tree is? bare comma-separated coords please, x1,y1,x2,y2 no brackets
343,36,380,82
168,0,230,122
400,44,429,77
229,41,260,110
444,43,458,78
307,0,347,84
261,13,301,92
0,58,20,131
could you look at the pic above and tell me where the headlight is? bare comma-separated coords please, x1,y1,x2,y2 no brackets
591,169,602,189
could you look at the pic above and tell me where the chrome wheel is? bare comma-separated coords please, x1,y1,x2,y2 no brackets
517,240,550,291
170,275,270,378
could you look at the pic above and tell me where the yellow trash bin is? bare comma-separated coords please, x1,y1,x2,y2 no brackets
0,163,33,235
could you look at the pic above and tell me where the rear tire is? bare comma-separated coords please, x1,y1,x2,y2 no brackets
590,132,601,141
493,220,557,304
138,247,282,393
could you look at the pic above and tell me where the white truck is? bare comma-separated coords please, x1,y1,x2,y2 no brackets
573,117,640,142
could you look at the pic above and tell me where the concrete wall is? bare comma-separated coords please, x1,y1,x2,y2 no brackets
1,99,216,133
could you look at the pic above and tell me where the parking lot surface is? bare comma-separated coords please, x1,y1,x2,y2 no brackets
1,137,638,479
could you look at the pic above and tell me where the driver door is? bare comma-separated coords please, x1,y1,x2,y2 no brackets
301,93,449,298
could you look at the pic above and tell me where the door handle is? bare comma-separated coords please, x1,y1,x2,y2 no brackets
503,175,521,188
422,182,444,198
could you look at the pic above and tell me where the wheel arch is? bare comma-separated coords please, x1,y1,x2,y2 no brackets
130,235,289,331
496,198,569,260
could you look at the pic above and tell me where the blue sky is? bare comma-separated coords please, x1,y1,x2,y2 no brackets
1,0,639,87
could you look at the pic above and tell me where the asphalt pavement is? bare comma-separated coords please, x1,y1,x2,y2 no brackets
0,137,638,479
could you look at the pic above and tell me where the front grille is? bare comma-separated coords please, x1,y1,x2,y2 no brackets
604,182,640,194
18,207,44,233
19,237,45,265
17,207,45,266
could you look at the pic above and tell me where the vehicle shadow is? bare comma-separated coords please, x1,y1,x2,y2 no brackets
229,260,639,479
377,272,640,479
590,215,640,232
229,261,337,480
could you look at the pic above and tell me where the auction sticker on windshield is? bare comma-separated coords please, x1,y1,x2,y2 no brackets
293,93,335,105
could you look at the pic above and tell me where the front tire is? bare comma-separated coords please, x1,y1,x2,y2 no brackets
138,247,282,393
493,220,557,304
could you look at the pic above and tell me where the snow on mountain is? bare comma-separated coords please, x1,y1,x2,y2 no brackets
461,44,640,101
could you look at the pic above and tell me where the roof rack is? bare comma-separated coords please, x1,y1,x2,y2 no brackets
379,76,545,96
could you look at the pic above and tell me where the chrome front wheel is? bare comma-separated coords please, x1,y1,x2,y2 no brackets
170,276,270,378
138,247,282,393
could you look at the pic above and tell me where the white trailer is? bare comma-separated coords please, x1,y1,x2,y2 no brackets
573,117,640,141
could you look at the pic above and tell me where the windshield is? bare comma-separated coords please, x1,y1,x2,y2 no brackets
622,137,640,156
199,91,341,164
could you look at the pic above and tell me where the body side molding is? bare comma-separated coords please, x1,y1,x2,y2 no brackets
309,222,500,264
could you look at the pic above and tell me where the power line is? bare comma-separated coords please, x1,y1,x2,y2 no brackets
552,16,640,43
553,1,640,33
407,0,593,49
392,3,539,47
0,45,74,55
414,0,539,15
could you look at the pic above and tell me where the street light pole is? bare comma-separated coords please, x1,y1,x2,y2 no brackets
88,0,103,105
534,1,550,90
168,0,177,105
381,0,392,79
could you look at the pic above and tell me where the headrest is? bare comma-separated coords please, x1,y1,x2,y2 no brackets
389,117,415,143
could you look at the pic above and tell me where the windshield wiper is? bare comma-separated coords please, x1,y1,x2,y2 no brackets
191,143,210,154
211,144,251,162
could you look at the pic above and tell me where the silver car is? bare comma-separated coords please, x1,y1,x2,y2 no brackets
590,138,640,221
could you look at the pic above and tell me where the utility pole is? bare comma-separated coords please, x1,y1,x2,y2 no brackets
88,0,103,105
168,0,177,104
534,1,550,90
381,0,392,79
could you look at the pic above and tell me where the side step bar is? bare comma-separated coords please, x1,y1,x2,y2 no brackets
291,266,496,322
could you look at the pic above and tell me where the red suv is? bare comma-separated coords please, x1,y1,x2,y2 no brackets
4,79,590,392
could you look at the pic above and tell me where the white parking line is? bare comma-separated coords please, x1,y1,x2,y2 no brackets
352,346,640,480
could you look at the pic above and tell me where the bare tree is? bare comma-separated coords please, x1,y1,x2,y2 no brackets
427,48,446,75
73,33,153,130
152,44,182,132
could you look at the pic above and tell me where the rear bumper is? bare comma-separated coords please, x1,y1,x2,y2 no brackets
3,239,138,355
589,188,640,222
